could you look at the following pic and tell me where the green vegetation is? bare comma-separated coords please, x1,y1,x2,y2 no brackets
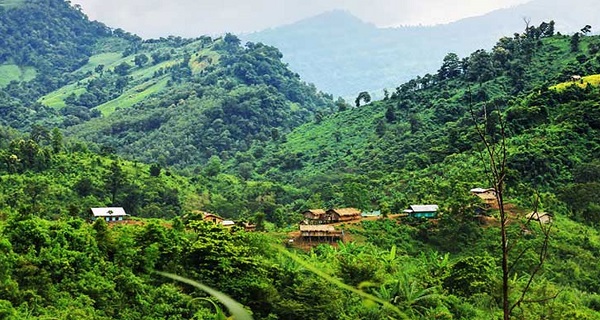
38,82,87,109
95,76,170,115
550,73,600,90
1,0,600,318
0,64,36,86
62,39,334,167
74,52,123,74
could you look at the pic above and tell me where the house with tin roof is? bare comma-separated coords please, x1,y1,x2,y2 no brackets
91,207,127,222
403,205,439,218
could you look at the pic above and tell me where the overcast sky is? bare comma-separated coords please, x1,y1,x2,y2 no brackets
73,0,531,39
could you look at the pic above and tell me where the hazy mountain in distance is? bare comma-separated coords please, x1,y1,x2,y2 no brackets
244,0,600,98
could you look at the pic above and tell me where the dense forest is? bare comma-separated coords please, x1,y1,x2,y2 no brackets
1,0,600,319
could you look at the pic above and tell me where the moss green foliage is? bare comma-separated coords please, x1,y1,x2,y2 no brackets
0,0,114,129
0,0,335,167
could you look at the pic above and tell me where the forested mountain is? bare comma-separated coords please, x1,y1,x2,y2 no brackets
238,26,600,220
0,0,334,167
0,0,115,127
2,0,600,319
244,0,600,98
64,38,333,168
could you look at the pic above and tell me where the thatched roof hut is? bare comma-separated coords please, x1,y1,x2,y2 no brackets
325,208,362,222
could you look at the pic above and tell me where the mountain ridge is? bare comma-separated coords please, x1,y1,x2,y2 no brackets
244,0,600,98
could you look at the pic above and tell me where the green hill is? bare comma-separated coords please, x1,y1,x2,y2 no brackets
60,37,334,168
236,28,600,217
0,1,334,167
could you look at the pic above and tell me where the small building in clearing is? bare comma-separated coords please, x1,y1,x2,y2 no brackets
361,210,382,218
299,224,343,242
302,209,326,223
470,188,498,207
200,212,237,227
526,211,553,224
404,205,439,218
221,220,236,227
91,207,127,222
324,208,362,223
202,212,225,224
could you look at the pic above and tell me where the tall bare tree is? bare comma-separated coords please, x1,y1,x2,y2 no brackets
469,94,553,319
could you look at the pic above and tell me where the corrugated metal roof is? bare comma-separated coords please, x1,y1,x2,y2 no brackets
409,205,439,212
362,210,381,217
91,207,127,217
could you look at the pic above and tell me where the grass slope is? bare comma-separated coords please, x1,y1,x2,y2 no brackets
0,64,36,87
95,76,170,115
74,52,123,74
38,41,219,116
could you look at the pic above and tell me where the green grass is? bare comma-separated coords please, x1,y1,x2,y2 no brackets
0,64,36,87
39,82,86,109
75,52,123,74
190,50,220,74
0,0,25,8
42,56,178,110
94,76,170,116
129,59,179,79
40,42,218,114
550,74,600,91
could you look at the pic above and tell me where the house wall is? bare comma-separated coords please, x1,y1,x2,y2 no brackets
338,215,360,222
301,231,343,238
411,212,437,218
303,212,319,220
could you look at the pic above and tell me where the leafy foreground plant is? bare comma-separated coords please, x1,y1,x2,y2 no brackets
156,271,253,320
275,245,410,319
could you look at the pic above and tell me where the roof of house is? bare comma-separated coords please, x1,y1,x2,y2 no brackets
362,210,381,217
91,207,127,217
408,205,439,213
303,209,326,215
221,220,235,226
202,212,224,220
474,192,497,201
526,212,552,220
327,208,361,216
470,188,495,193
300,224,335,232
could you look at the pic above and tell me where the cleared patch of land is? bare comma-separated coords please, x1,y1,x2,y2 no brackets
550,74,600,91
0,64,36,87
75,52,123,74
94,76,170,115
39,82,86,109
